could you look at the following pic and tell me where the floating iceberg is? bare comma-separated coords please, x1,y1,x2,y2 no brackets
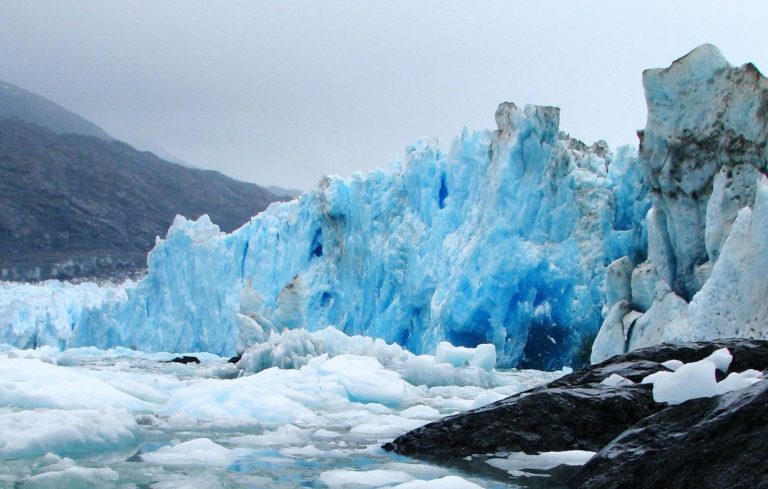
0,338,562,487
0,408,139,460
236,326,513,388
141,438,238,467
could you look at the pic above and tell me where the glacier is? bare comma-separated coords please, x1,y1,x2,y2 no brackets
4,42,768,487
5,45,767,370
591,44,768,362
0,280,130,349
56,102,648,370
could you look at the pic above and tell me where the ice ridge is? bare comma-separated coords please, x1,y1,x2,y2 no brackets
592,45,768,362
67,103,647,369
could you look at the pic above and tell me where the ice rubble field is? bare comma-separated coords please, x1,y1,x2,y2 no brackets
0,334,571,489
0,332,758,488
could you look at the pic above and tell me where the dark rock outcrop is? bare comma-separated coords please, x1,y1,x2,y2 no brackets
384,384,660,458
165,355,201,364
386,338,768,489
548,359,668,388
0,118,284,281
570,376,768,489
384,343,680,458
607,338,768,372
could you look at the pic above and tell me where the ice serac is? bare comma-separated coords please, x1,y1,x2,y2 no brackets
0,280,130,349
67,103,647,369
592,45,768,363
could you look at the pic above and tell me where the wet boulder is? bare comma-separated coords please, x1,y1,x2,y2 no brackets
570,376,768,489
385,338,768,467
384,383,660,458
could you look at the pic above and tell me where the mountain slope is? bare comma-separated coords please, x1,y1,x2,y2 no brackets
0,118,284,281
267,185,303,199
0,80,112,140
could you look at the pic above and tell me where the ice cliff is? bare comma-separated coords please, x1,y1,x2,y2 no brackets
0,280,130,349
10,45,764,370
592,45,768,362
67,103,647,369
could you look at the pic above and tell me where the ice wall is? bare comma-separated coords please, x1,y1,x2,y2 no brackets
0,280,130,349
592,45,768,362
69,103,647,369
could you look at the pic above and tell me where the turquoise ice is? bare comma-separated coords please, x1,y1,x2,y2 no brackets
72,102,648,369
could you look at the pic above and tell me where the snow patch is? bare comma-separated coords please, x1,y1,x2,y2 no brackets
141,438,236,467
390,475,485,488
642,348,762,404
486,450,596,474
320,469,415,488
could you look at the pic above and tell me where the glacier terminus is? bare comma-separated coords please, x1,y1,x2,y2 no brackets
2,43,768,488
9,102,650,370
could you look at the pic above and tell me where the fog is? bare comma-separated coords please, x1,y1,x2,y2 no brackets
1,1,766,189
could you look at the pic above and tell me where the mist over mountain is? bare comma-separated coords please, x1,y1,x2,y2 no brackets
0,79,112,140
0,84,286,281
267,185,303,199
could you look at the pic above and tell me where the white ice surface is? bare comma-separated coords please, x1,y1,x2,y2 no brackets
313,354,420,405
661,359,684,372
600,374,634,387
642,348,762,404
0,340,564,488
0,408,139,459
486,450,596,475
141,438,237,466
0,358,155,411
320,469,415,487
435,342,496,371
399,405,441,419
238,327,515,389
20,455,119,489
716,369,763,395
390,475,485,489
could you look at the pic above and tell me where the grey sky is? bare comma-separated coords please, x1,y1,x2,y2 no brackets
1,1,766,190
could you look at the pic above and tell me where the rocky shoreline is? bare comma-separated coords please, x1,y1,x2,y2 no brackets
385,338,768,488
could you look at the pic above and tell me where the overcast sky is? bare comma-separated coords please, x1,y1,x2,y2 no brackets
1,1,767,190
